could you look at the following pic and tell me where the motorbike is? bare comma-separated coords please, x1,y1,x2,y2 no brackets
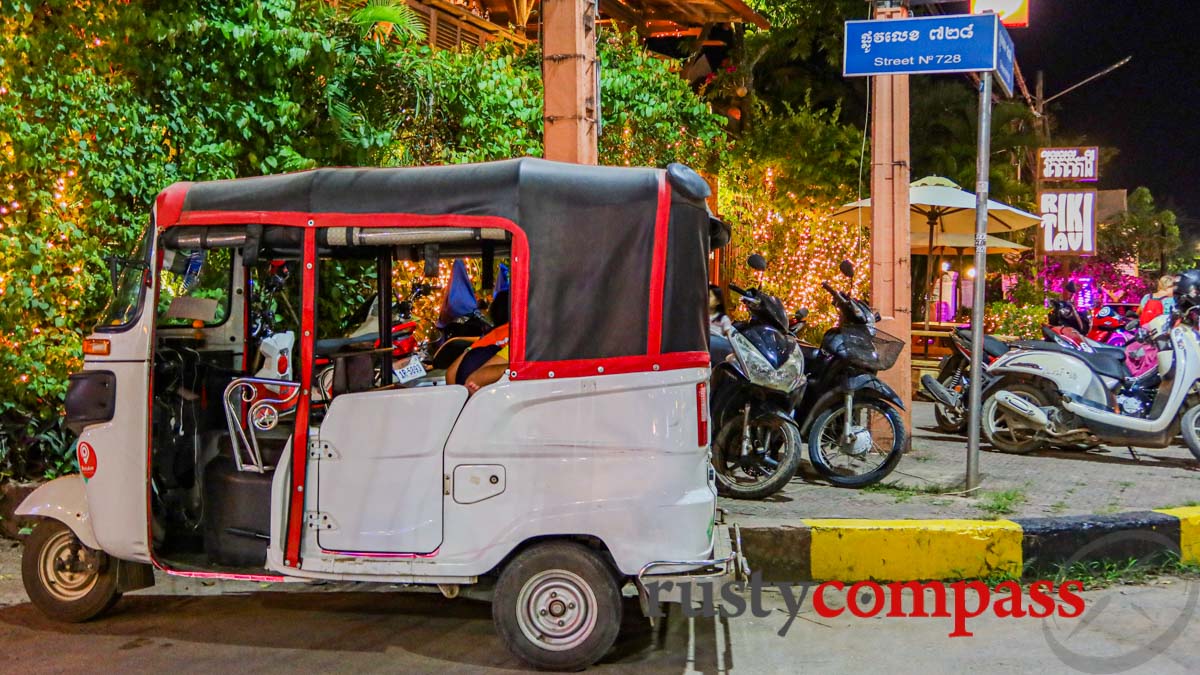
708,254,805,500
981,307,1190,456
1089,303,1139,347
792,261,907,488
921,294,1134,435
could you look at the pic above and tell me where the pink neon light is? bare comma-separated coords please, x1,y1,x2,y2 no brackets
165,569,286,583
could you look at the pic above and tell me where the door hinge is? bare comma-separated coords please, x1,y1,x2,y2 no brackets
444,473,451,496
305,511,337,530
308,441,337,460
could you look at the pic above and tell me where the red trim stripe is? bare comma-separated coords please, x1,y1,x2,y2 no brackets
161,211,531,370
646,174,672,355
284,228,317,568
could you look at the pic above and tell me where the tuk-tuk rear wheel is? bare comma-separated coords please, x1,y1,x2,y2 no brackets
22,520,121,623
492,541,621,670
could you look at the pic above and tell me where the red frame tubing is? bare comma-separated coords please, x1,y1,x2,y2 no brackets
646,174,671,355
284,227,317,568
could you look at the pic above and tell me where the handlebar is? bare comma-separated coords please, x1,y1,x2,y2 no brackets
727,283,748,297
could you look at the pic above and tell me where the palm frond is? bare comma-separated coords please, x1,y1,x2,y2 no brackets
350,0,427,43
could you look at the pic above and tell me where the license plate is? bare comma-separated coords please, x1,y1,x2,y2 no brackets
395,356,426,383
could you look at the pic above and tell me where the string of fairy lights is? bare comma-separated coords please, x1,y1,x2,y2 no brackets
723,169,873,330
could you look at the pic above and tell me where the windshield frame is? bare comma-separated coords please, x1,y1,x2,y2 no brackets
95,225,154,334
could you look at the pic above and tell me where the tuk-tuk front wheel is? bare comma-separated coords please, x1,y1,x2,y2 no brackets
22,520,121,623
492,541,622,670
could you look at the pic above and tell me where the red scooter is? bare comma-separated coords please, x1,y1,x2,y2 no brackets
1088,302,1139,347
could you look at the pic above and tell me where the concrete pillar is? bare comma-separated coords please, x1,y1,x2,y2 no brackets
542,0,598,164
870,2,912,431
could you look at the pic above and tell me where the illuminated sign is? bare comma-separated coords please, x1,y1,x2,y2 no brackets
1038,147,1099,182
971,0,1029,27
1040,191,1097,256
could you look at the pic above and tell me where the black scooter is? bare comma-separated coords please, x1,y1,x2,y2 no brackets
708,255,805,500
791,261,907,488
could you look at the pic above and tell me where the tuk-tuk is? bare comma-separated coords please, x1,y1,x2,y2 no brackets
17,158,744,670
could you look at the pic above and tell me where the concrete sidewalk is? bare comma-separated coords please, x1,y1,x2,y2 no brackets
722,402,1200,528
722,402,1200,581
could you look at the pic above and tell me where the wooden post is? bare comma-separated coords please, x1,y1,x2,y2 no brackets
542,0,598,165
870,2,912,432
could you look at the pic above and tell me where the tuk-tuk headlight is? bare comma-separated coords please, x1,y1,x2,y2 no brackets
729,333,805,393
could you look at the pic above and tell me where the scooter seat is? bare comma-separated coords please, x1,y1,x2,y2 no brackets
954,328,1009,359
1017,341,1130,380
1084,337,1127,362
314,333,377,355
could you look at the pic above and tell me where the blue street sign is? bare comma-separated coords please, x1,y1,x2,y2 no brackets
995,23,1015,96
844,13,1013,96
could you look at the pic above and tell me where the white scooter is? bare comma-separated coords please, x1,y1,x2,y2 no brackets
983,318,1200,460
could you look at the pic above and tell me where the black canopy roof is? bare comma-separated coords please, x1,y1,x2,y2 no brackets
157,158,717,377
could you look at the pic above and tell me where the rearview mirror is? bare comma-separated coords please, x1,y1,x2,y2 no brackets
839,260,855,279
1065,280,1077,294
105,256,120,291
795,308,809,321
747,254,767,271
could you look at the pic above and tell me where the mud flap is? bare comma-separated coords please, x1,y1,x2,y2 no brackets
117,560,156,593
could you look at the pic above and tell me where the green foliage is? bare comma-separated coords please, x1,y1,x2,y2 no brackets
983,301,1045,340
718,104,868,330
0,1,726,479
599,33,727,170
744,0,868,116
909,80,1037,209
1008,275,1045,307
1096,186,1181,273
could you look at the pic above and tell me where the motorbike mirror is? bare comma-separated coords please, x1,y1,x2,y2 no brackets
795,308,809,321
747,254,767,271
839,260,855,279
1065,280,1077,293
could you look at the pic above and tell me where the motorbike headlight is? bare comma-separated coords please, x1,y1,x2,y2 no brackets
729,333,806,393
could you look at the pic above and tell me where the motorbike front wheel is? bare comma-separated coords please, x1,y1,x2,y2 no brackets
712,412,803,500
807,397,906,488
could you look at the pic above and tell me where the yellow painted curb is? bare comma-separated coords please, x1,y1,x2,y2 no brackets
1155,506,1200,565
802,518,1024,582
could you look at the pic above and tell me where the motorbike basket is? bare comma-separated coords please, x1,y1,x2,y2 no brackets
840,325,903,372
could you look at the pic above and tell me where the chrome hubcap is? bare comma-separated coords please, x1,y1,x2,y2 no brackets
39,530,98,602
515,569,596,651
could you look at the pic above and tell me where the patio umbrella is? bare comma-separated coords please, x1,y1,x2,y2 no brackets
832,176,1040,327
910,232,1030,255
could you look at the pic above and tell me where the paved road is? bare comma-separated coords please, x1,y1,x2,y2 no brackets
1,544,1196,673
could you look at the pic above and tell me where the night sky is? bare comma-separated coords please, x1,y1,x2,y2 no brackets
974,1,1200,223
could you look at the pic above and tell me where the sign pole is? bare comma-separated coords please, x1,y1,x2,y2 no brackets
965,72,994,491
869,0,913,435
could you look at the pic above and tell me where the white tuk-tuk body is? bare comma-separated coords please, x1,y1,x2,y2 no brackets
20,159,740,668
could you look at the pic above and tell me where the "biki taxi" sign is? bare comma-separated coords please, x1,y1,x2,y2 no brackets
1039,190,1097,256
